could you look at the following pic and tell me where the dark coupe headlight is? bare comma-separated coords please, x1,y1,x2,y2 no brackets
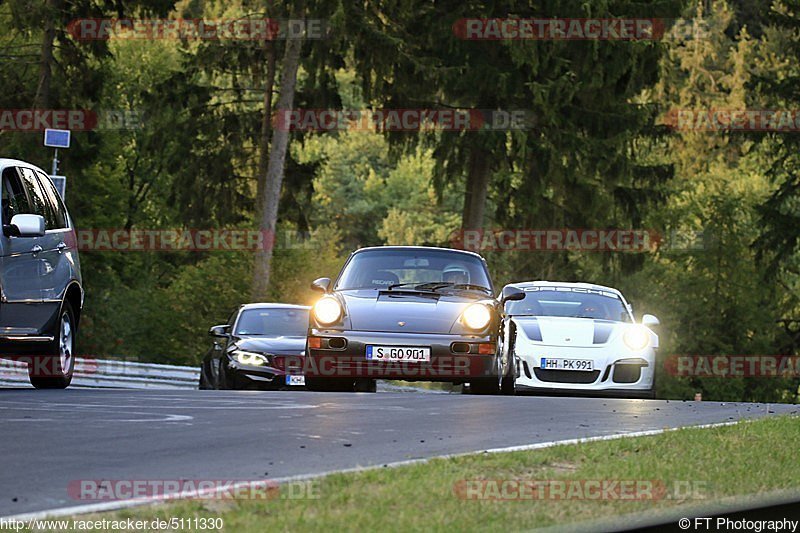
232,350,270,366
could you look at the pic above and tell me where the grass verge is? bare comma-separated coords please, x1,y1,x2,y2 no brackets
65,415,800,532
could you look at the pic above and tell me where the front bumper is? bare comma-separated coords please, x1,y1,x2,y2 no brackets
307,329,498,382
515,345,656,395
225,354,306,390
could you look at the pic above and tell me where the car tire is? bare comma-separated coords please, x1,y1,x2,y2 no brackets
217,358,232,390
354,379,377,393
500,371,515,395
28,301,76,390
500,326,517,396
198,362,214,390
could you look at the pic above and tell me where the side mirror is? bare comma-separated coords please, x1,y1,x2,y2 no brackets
7,214,45,237
500,285,526,303
209,324,231,338
642,314,660,327
311,277,331,293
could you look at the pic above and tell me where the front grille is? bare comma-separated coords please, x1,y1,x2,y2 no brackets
533,368,600,384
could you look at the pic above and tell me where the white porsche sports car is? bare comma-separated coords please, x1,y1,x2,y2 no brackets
502,281,659,398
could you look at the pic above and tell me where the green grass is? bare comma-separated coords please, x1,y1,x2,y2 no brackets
71,416,800,532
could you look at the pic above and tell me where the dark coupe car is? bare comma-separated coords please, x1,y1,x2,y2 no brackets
199,303,309,390
305,246,524,393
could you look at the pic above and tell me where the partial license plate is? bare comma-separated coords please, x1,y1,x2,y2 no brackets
286,375,305,386
366,345,431,362
540,358,594,371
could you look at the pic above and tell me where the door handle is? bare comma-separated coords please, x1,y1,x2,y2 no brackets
31,245,42,255
57,242,67,253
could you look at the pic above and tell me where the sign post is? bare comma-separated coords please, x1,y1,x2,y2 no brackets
43,128,70,175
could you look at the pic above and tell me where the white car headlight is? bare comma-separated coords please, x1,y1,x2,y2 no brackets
461,303,492,330
313,296,343,325
623,325,650,351
233,351,269,366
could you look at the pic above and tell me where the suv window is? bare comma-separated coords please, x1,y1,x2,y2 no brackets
35,170,68,229
19,167,57,230
1,167,32,226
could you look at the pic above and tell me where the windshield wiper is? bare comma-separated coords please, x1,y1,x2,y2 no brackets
387,282,422,290
451,283,492,294
413,282,492,294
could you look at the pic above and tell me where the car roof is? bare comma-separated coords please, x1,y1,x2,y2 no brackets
507,280,625,297
239,303,310,311
0,158,49,175
352,245,485,260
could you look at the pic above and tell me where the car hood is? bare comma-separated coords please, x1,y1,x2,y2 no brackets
232,336,306,355
341,289,481,333
512,316,623,348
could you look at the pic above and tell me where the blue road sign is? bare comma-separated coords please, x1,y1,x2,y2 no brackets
44,129,70,148
50,176,66,200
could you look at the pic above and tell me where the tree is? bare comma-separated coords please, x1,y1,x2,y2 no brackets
252,29,304,299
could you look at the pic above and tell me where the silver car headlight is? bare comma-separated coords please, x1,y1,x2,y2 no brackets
623,325,650,351
232,351,270,366
461,303,492,331
313,296,343,325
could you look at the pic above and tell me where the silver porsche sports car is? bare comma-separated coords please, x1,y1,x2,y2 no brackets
503,281,659,398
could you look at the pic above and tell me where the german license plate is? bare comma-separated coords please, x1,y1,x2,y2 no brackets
366,345,431,362
540,358,594,371
286,375,305,386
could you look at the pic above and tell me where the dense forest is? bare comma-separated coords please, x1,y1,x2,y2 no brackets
2,0,800,401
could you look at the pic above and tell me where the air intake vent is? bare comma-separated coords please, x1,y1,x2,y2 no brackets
612,364,641,384
533,368,600,384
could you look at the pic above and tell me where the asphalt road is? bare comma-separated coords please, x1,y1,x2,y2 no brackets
0,389,797,517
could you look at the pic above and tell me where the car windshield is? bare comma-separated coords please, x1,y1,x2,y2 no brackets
335,248,492,291
507,287,632,322
234,308,309,336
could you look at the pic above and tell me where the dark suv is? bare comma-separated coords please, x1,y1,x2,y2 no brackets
0,158,83,388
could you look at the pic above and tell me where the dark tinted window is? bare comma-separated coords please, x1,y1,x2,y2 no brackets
35,170,67,229
1,167,31,225
234,308,309,336
335,249,492,291
18,167,53,227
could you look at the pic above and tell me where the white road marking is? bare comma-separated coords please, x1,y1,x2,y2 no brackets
0,407,194,423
